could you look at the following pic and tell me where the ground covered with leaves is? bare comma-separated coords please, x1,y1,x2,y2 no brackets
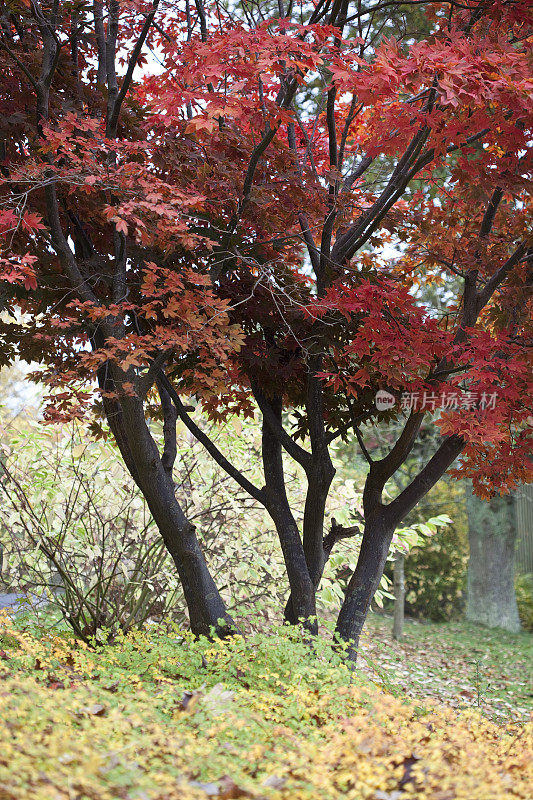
360,614,533,723
1,612,532,800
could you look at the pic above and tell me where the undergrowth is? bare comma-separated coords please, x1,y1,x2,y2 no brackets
1,611,531,800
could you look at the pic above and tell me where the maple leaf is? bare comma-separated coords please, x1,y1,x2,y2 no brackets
185,117,216,135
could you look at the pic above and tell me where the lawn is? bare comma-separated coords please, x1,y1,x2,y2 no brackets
360,613,533,723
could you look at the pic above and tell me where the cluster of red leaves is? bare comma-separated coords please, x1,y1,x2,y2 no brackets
0,0,531,493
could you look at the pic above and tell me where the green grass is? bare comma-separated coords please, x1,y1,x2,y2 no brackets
360,612,533,722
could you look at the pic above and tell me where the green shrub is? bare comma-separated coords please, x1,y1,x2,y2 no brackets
515,573,533,632
384,480,468,622
0,615,531,800
0,420,283,640
402,522,468,621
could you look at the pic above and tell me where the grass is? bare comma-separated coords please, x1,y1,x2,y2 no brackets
359,612,533,722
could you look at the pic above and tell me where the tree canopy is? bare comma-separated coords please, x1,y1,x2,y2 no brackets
0,0,531,648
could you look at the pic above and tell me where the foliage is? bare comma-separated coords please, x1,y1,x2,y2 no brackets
515,573,533,633
0,0,532,642
360,614,533,723
0,414,442,634
0,418,280,638
386,479,468,621
0,423,181,639
0,361,41,422
0,612,532,800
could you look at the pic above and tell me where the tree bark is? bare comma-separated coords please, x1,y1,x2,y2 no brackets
392,553,405,641
466,486,521,633
283,360,335,624
283,463,334,623
335,516,394,659
261,399,317,630
102,383,235,638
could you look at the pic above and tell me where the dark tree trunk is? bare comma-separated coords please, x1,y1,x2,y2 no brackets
261,399,317,630
270,506,318,630
335,517,394,658
102,383,235,637
466,486,521,633
303,466,336,587
334,432,465,661
283,464,334,624
283,360,335,625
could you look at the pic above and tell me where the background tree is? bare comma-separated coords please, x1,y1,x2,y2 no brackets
465,486,521,633
0,0,531,654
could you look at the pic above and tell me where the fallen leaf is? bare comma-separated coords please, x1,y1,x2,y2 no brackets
77,703,106,717
262,775,287,789
188,781,219,796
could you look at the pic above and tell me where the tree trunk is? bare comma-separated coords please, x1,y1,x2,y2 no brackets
283,463,334,624
392,552,405,641
261,400,317,630
104,388,235,638
336,518,394,659
270,507,318,629
466,486,521,632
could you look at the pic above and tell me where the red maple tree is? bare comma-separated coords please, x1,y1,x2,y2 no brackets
1,0,531,652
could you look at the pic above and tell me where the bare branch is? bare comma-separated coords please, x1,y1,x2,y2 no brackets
354,426,373,465
107,1,160,137
333,126,490,265
298,212,320,272
387,434,464,523
374,411,424,485
137,349,173,399
477,243,527,312
252,381,312,470
43,182,99,305
480,186,503,238
156,378,178,477
0,39,39,91
159,373,267,505
323,517,360,555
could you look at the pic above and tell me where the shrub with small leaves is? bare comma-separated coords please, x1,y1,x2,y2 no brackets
515,573,533,632
0,612,531,800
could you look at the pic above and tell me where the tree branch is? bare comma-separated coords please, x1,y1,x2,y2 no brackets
93,0,107,84
322,516,360,556
0,39,39,91
374,411,424,485
354,425,373,465
156,378,177,477
159,373,267,505
480,186,503,238
332,126,490,265
44,183,100,306
476,243,527,312
106,0,160,137
387,434,464,523
251,380,312,470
